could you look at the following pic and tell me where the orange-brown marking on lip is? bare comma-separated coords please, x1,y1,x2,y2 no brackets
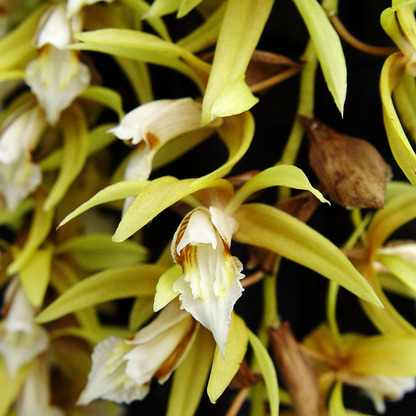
146,132,160,150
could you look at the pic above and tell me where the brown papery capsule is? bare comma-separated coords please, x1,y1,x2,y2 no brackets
300,116,392,209
270,322,323,416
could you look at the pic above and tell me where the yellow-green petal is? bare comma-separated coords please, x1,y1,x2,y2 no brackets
226,164,328,214
43,105,89,211
234,203,382,307
7,190,54,275
59,180,148,227
20,246,53,307
153,264,182,312
292,0,347,115
207,314,248,403
380,52,416,186
347,334,416,376
367,187,416,250
79,86,125,120
328,380,347,416
36,264,166,323
56,233,148,271
247,329,279,416
166,326,215,416
201,0,273,123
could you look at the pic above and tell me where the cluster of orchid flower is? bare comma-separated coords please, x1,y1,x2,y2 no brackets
0,0,416,416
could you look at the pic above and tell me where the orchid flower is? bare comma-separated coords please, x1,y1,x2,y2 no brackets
0,278,49,378
109,98,222,212
303,323,416,414
77,299,198,405
0,103,46,211
171,206,244,358
25,3,90,125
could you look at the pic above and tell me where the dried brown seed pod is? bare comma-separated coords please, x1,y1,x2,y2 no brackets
300,116,392,209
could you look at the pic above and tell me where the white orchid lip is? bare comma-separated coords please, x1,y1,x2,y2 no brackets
172,206,244,358
0,278,49,378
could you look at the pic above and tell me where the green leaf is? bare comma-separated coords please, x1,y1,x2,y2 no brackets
292,0,347,115
36,264,166,323
234,203,382,307
20,246,53,307
7,190,54,275
380,52,416,186
226,164,328,213
59,180,148,227
376,254,416,292
79,86,125,119
43,105,89,211
207,314,248,402
153,264,182,312
56,233,148,271
247,329,279,416
328,380,347,416
201,0,274,123
367,188,416,249
166,326,215,416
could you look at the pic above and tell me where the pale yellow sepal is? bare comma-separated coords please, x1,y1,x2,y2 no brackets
393,72,416,143
166,326,215,416
234,203,382,307
226,164,329,214
328,380,347,416
36,264,166,323
56,233,148,271
367,188,416,250
58,180,148,228
7,190,54,275
43,105,89,211
153,264,182,312
79,86,125,120
0,4,48,72
247,329,279,416
207,314,247,403
210,74,259,121
0,358,28,416
143,0,180,18
292,0,347,115
177,3,226,53
201,0,274,124
20,246,53,307
380,52,416,186
346,334,416,376
376,254,416,292
73,29,209,91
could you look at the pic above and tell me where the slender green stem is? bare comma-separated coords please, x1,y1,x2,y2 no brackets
278,41,318,200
